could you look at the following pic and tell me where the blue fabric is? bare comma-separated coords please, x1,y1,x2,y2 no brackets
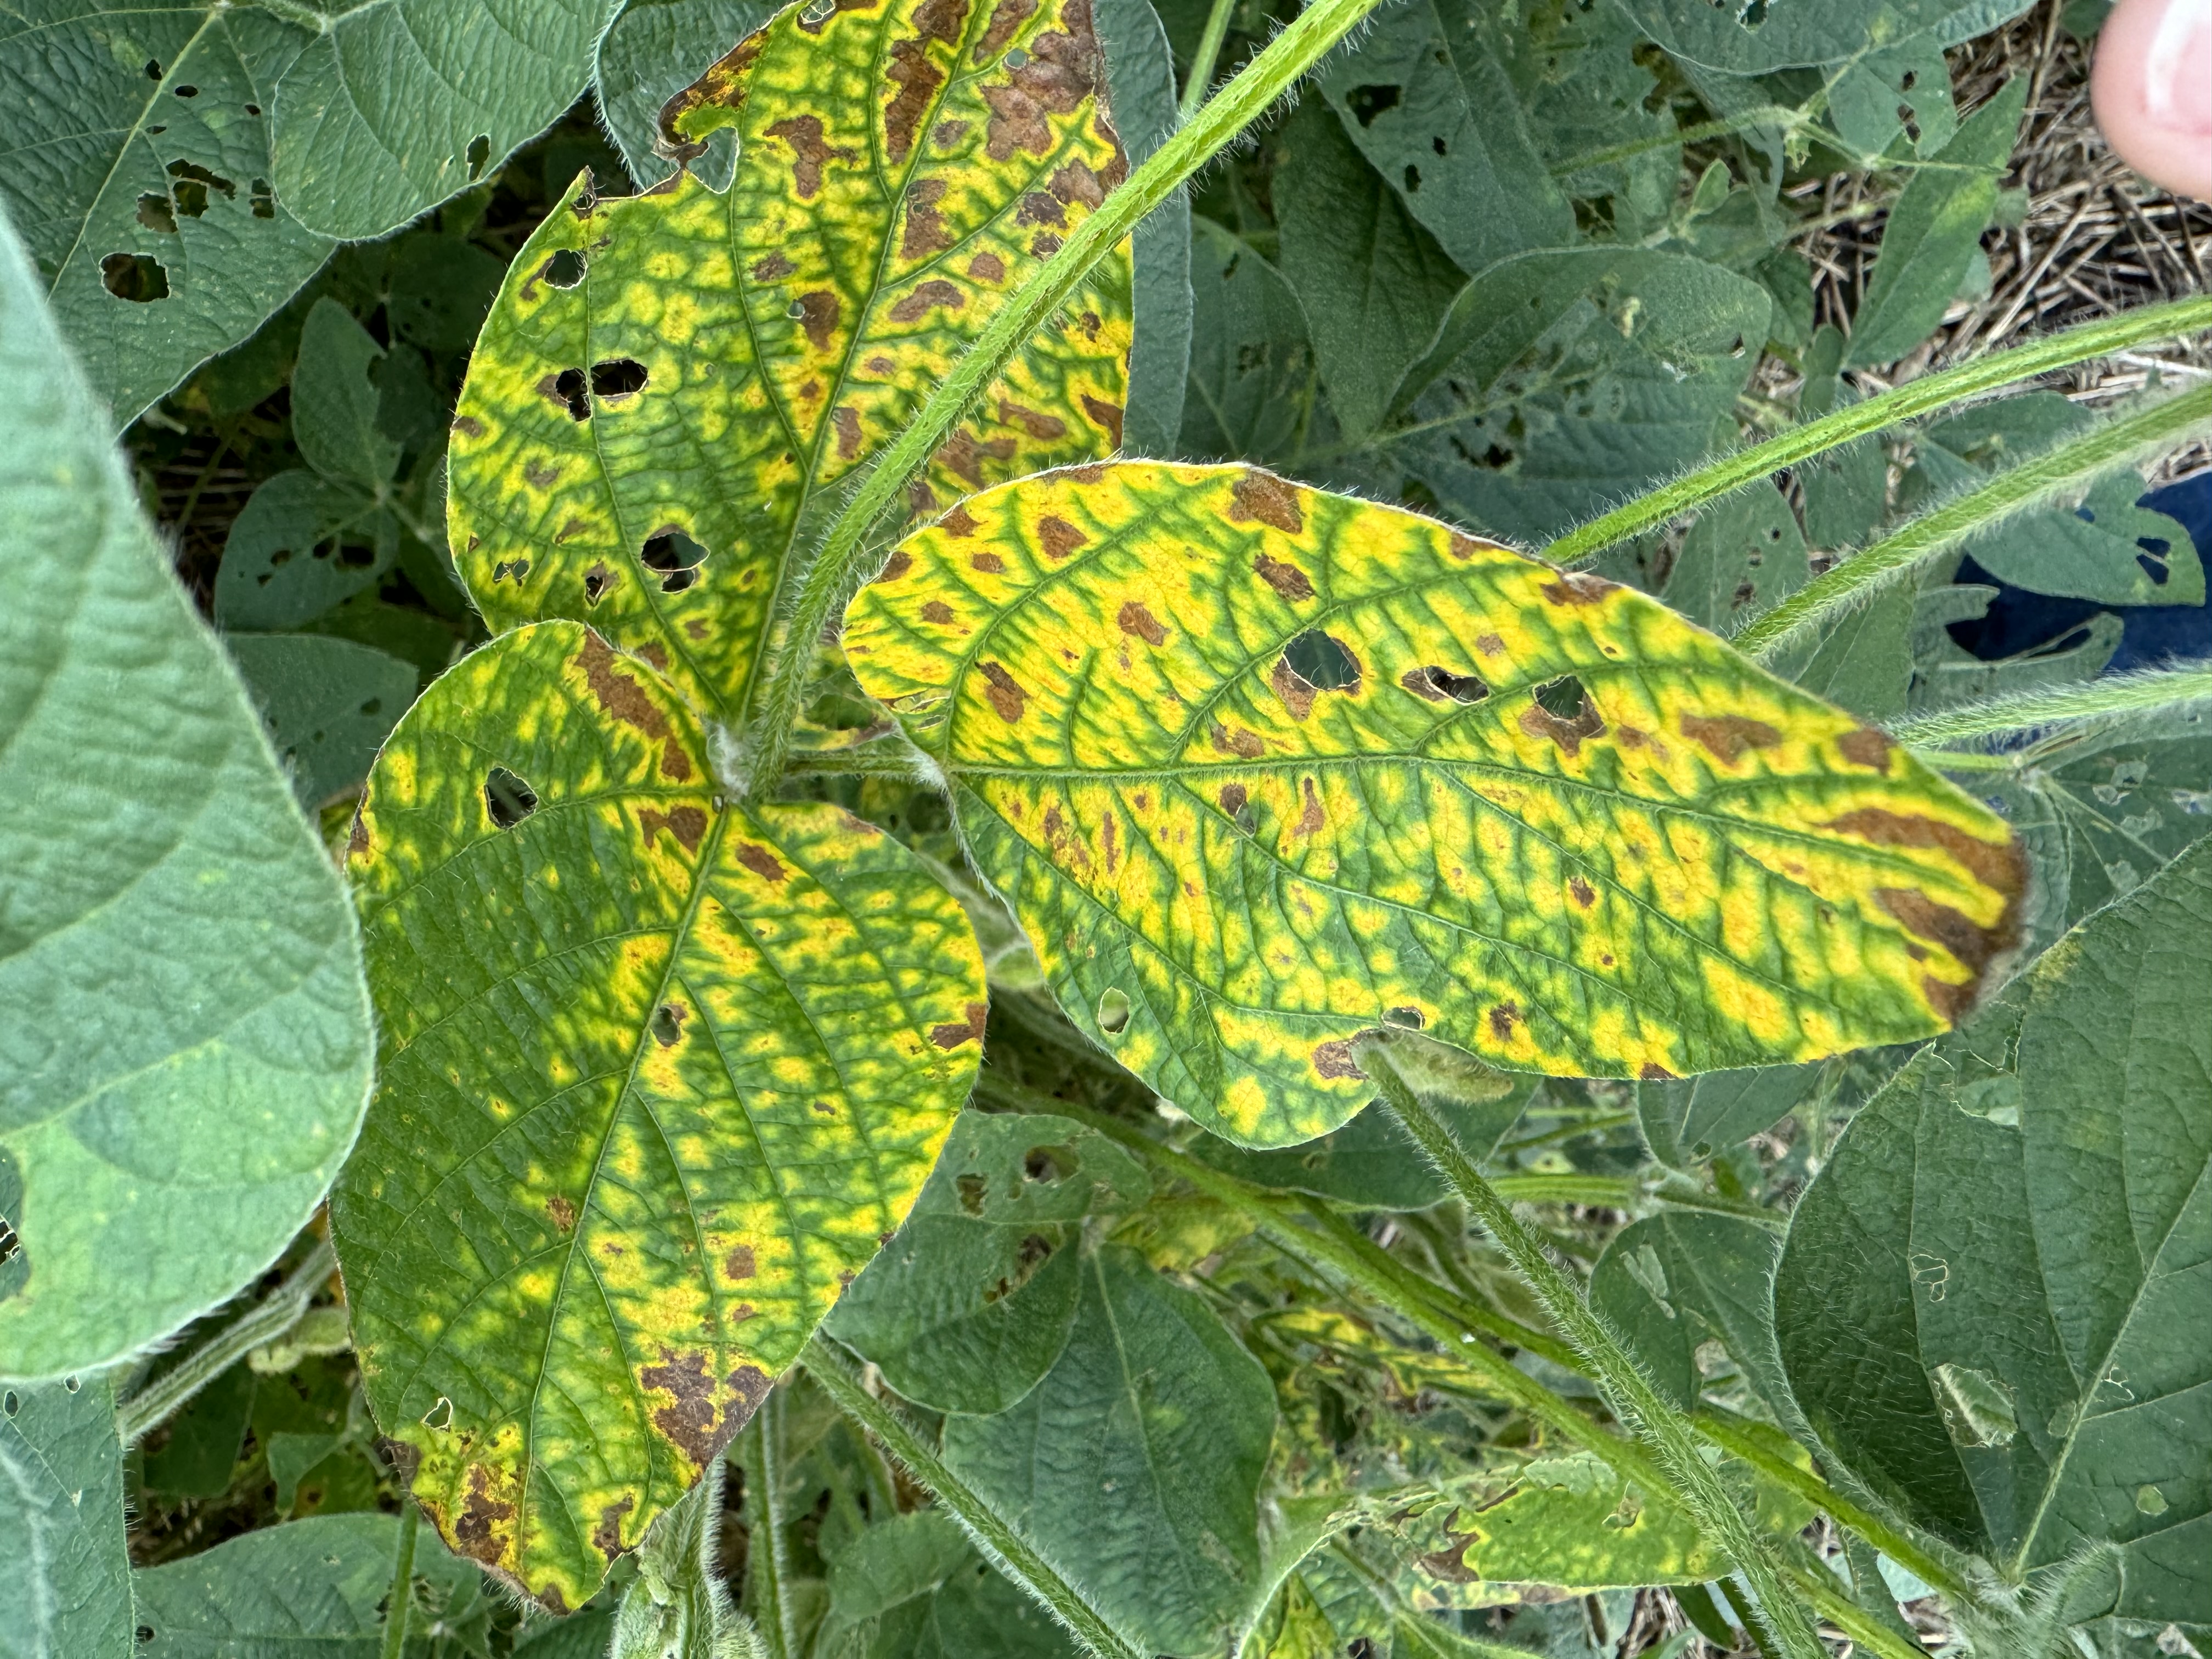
1946,471,2212,670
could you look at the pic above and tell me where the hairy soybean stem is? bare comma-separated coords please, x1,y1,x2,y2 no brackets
116,1237,337,1445
1734,383,2212,661
378,1501,420,1659
1540,295,2212,569
803,1336,1143,1659
742,1397,801,1659
1357,1038,1827,1659
741,0,1386,797
1889,662,2212,748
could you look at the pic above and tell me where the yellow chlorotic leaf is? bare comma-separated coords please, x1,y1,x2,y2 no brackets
843,461,2027,1147
447,0,1133,723
330,623,985,1610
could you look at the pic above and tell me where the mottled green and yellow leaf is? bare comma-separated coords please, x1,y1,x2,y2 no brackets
331,623,985,1610
448,0,1133,722
843,461,2027,1147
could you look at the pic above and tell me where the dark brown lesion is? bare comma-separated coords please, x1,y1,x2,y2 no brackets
763,115,859,199
1825,807,2027,1019
1229,469,1304,534
1837,727,1894,771
640,805,708,853
900,177,955,257
929,1000,990,1048
979,661,1029,721
888,278,966,321
641,1348,740,1468
884,0,968,163
1680,713,1781,766
1539,571,1617,606
452,1464,518,1567
1311,1039,1364,1080
592,1494,634,1562
1271,657,1317,720
656,32,769,162
1117,600,1165,645
1519,694,1606,758
980,0,1108,160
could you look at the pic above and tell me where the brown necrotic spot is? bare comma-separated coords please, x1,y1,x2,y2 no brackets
576,635,692,787
764,115,856,198
546,1194,577,1233
1080,394,1123,445
451,414,485,439
1539,572,1617,606
1488,1002,1520,1040
1217,782,1248,816
1229,469,1304,533
979,661,1028,721
1036,515,1086,557
484,767,538,829
454,1466,516,1566
922,599,955,623
933,117,970,146
1681,713,1780,766
593,1495,634,1562
1570,876,1596,908
930,1001,989,1049
1401,665,1487,704
901,177,954,256
970,551,1005,573
1838,727,1894,770
1826,809,2027,900
1251,550,1314,602
736,843,787,882
794,289,840,349
833,405,862,458
724,1245,757,1281
523,459,563,488
885,0,967,163
936,429,1017,483
1118,601,1165,644
997,399,1066,439
975,0,1036,59
1049,158,1104,208
752,252,795,280
1016,189,1066,227
640,806,707,853
970,250,1007,283
1293,777,1325,836
941,504,980,537
1311,1039,1364,1080
1639,1062,1676,1081
641,1349,735,1468
1520,678,1606,758
1210,723,1264,758
890,278,965,322
878,549,913,582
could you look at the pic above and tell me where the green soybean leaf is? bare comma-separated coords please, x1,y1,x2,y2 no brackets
0,2,336,427
1661,482,1811,635
1846,78,2027,369
264,0,609,242
940,1244,1278,1655
1617,0,2033,72
595,1,778,193
1502,0,1681,241
1274,101,1467,443
1589,1212,1792,1417
225,634,418,809
1385,247,1773,544
1182,219,1316,460
823,1110,1152,1414
1098,0,1192,458
447,0,1132,724
1828,38,1960,162
1775,835,2212,1630
815,1510,1084,1659
131,1511,491,1657
140,1362,256,1501
0,204,373,1381
1910,586,2124,713
1636,1063,1819,1169
846,461,2029,1147
212,471,397,633
1313,0,1573,275
0,1373,133,1659
333,623,987,1611
291,299,401,493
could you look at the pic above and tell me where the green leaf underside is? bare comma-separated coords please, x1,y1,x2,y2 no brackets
1776,835,2212,1626
132,1512,490,1655
823,1110,1150,1414
332,622,987,1612
0,203,371,1380
1590,1211,1793,1418
1617,0,2030,71
940,1244,1278,1656
844,460,2029,1148
447,0,1134,724
0,1374,132,1659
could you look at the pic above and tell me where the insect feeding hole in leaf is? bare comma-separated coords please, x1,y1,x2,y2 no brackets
640,527,709,594
101,251,168,302
482,766,539,830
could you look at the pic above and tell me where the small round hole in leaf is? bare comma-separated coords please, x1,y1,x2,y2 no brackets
1283,629,1361,693
590,358,648,399
641,528,708,594
484,766,539,829
544,249,586,289
1534,674,1590,719
1097,988,1131,1035
101,252,169,302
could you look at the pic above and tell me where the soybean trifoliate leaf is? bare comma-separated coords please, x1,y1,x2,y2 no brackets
0,205,372,1381
844,461,2029,1147
448,0,1134,724
331,622,986,1611
0,1373,132,1659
